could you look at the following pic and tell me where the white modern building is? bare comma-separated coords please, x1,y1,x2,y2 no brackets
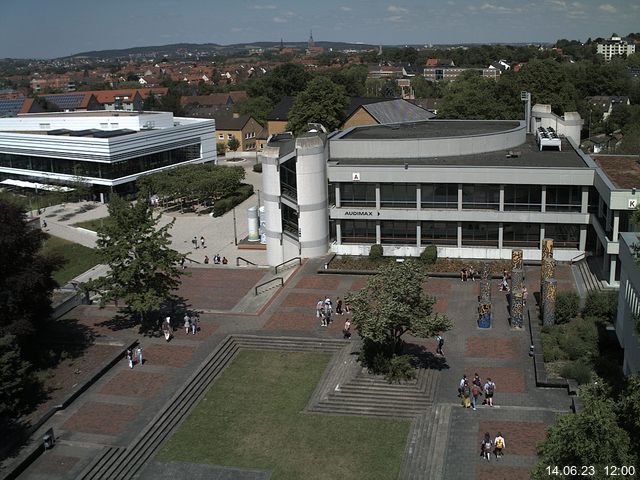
597,36,636,61
0,111,216,199
615,232,640,374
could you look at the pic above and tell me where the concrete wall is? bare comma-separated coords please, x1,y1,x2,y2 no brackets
615,232,640,374
342,108,377,130
530,105,583,145
260,146,284,266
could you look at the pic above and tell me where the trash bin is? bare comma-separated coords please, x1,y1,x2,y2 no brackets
43,428,54,449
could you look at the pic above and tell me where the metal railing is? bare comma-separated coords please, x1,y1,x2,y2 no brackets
274,257,301,274
570,252,586,265
255,277,284,295
236,256,257,267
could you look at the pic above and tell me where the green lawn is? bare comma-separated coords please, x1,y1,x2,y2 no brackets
159,350,410,480
42,235,102,285
72,217,112,232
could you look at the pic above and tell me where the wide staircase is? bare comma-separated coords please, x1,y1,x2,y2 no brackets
75,335,347,480
572,258,609,294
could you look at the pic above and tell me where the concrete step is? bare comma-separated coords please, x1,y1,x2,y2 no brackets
326,393,431,410
313,402,421,418
76,446,126,480
337,385,427,398
426,404,452,480
398,412,434,480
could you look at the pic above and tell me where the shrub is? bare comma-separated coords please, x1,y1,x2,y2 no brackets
253,163,263,173
555,292,580,324
369,244,384,260
541,332,565,362
216,142,226,156
420,244,437,265
212,183,254,217
559,334,591,361
583,291,618,322
560,360,592,384
359,340,392,374
385,355,417,383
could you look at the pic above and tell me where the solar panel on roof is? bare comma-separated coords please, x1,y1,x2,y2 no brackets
69,129,100,137
42,94,85,109
92,129,135,138
47,129,72,135
0,98,27,116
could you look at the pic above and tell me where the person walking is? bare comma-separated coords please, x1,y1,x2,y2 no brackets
458,374,467,397
184,313,191,334
136,346,143,366
193,236,199,249
494,432,505,459
316,299,324,319
481,432,493,462
191,314,198,335
484,377,496,406
204,255,209,264
523,286,529,306
343,319,352,339
471,382,481,410
200,236,205,249
344,299,351,314
126,349,134,369
435,333,444,355
324,296,332,324
336,298,343,315
163,317,172,342
461,381,471,408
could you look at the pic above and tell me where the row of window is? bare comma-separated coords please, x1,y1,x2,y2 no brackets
339,220,580,249
0,144,201,180
338,183,583,212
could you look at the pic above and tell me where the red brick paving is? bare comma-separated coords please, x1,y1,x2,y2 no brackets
281,292,324,308
176,268,265,310
478,421,547,455
295,276,341,290
425,278,453,294
264,311,316,330
31,454,79,474
349,277,368,291
435,297,448,312
465,337,519,360
100,370,169,397
63,401,140,436
476,465,532,480
468,368,525,393
143,344,196,368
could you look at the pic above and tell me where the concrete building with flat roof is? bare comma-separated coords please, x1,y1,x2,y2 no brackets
615,232,640,374
0,110,216,199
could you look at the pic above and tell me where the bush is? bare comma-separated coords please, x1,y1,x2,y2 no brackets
560,361,592,384
583,291,618,322
541,331,566,362
369,244,383,260
559,334,591,361
420,244,437,264
359,340,392,374
212,183,254,217
385,355,417,383
216,142,226,156
555,292,580,324
253,163,263,173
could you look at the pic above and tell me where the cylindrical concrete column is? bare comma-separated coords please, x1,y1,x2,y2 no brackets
247,206,259,242
542,278,557,326
542,238,554,260
510,290,524,328
511,268,524,293
261,147,284,266
511,249,523,271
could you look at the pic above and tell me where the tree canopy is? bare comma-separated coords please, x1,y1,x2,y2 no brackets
287,76,349,134
246,63,312,104
86,195,184,331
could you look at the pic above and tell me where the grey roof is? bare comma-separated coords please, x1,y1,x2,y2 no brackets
361,99,435,124
330,135,587,169
339,120,521,140
0,98,27,117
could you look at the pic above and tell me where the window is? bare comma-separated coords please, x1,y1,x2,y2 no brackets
380,183,416,208
546,186,581,212
504,185,542,211
421,221,458,245
381,221,416,244
341,183,376,207
218,134,224,140
421,184,458,209
342,220,376,244
227,134,233,140
544,224,579,249
462,223,499,247
39,123,50,130
462,185,500,210
503,223,540,248
280,157,297,200
282,204,298,238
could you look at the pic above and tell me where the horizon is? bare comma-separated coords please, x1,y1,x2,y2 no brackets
1,0,638,59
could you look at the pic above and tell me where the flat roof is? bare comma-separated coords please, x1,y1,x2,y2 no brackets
16,111,159,117
339,120,522,140
593,155,640,189
331,135,588,169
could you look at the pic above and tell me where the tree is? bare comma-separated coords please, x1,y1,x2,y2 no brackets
0,200,62,343
246,63,311,104
411,75,444,99
346,260,452,354
234,95,274,127
227,137,240,152
216,142,226,156
86,194,184,331
515,59,580,114
0,335,31,417
287,76,348,134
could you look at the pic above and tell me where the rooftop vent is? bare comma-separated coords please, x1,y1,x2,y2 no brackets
536,126,561,151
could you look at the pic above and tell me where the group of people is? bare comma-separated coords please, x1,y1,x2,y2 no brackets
125,346,143,368
458,373,496,410
315,296,353,338
480,432,506,462
192,236,206,249
204,254,227,265
183,312,199,335
460,267,477,282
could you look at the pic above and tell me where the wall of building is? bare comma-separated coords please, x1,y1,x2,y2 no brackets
615,232,640,374
342,108,377,130
267,120,288,138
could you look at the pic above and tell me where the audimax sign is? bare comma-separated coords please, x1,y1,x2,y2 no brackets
344,211,379,216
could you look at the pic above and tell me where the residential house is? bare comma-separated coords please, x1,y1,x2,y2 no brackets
597,36,636,61
214,112,264,151
586,96,631,121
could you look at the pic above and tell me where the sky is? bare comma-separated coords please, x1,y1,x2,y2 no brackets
0,0,638,59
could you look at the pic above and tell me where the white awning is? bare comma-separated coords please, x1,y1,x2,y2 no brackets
0,179,74,192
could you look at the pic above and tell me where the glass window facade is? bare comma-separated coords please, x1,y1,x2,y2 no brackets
503,223,540,248
421,184,458,209
504,185,542,211
279,158,297,200
381,220,416,244
421,221,458,245
462,222,499,247
462,184,500,210
281,203,298,237
0,144,201,180
546,186,582,212
341,183,376,208
544,224,579,248
342,220,376,244
380,183,416,208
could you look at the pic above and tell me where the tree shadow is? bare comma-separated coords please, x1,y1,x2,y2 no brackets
403,342,449,371
28,318,96,369
593,322,625,393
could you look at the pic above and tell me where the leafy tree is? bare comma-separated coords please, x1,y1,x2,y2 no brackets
227,137,240,152
246,63,311,104
0,335,31,417
346,260,452,354
617,374,640,445
287,76,348,134
411,75,444,99
234,95,273,127
0,200,62,343
86,194,184,331
216,142,226,156
515,59,580,114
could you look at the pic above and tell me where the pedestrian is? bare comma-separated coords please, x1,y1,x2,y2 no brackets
461,267,467,282
214,254,221,264
316,299,324,319
343,319,352,339
494,432,505,459
204,255,209,264
523,286,529,306
324,296,332,323
484,377,496,406
471,382,481,410
458,374,467,397
180,257,186,269
42,220,47,229
344,300,351,314
336,297,343,315
193,236,199,249
163,316,172,342
136,346,143,366
191,314,197,335
461,381,471,408
222,256,228,265
184,313,191,334
200,236,205,249
435,333,444,355
468,266,476,281
320,309,327,327
481,432,493,462
126,349,133,369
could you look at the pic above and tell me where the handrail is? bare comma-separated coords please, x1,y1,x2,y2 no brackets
236,256,257,267
274,256,301,274
255,277,284,295
570,252,586,265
